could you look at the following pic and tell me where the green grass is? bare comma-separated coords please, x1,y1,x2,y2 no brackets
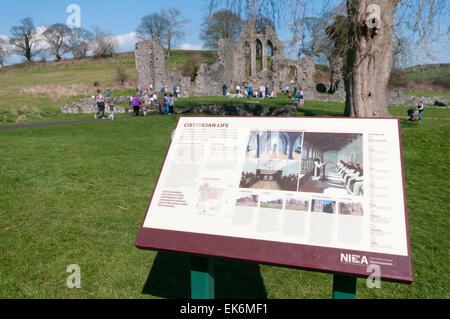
0,50,216,123
404,64,450,89
0,105,449,298
404,91,450,99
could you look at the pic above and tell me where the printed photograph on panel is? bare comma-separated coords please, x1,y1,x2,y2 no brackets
236,192,259,208
311,199,336,214
246,131,303,161
298,133,364,197
338,201,364,216
259,193,284,210
239,159,299,191
285,196,310,212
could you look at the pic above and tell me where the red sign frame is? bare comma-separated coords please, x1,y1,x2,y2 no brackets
135,116,413,283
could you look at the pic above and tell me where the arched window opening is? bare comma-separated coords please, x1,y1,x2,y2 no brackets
256,39,263,74
244,43,251,77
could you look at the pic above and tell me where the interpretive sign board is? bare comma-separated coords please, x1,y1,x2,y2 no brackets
136,116,413,282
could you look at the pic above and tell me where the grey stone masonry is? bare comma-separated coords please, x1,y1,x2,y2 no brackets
135,20,316,98
61,96,133,114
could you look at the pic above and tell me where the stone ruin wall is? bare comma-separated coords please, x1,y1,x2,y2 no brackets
135,21,316,98
135,41,192,97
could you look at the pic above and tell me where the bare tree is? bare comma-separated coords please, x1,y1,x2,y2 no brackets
200,10,243,49
9,18,39,62
68,28,93,59
162,7,189,57
116,64,129,85
136,13,168,43
137,9,188,57
255,15,276,33
91,26,116,58
0,37,9,67
295,17,329,61
43,23,72,62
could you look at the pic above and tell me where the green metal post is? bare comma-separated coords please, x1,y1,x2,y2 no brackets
190,256,215,299
333,274,357,299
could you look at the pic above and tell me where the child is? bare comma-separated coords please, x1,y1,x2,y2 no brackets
108,99,116,120
142,94,149,117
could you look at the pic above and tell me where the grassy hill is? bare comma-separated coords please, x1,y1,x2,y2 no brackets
0,52,449,124
405,63,450,87
0,50,216,124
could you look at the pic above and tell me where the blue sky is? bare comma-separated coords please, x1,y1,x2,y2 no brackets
0,0,448,66
0,0,208,52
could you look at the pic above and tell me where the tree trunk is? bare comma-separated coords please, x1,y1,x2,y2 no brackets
345,0,399,117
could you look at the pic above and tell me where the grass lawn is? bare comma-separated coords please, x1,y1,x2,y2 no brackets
0,50,215,124
1,104,449,298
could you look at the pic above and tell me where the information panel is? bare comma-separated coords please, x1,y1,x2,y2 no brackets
136,116,413,282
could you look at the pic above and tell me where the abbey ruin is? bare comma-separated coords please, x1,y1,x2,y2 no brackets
135,20,316,97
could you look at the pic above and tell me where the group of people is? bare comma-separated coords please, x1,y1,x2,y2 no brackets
130,90,176,117
93,85,178,120
223,83,304,102
138,83,183,98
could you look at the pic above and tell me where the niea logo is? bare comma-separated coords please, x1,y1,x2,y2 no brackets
340,253,369,265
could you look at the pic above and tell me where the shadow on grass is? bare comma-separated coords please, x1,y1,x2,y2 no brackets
142,251,267,299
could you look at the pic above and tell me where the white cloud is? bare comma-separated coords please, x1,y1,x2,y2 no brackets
111,32,139,53
111,33,207,53
0,34,23,66
175,43,206,51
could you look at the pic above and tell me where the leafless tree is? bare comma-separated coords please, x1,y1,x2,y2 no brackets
116,64,129,85
136,12,168,43
162,7,189,57
68,28,93,59
91,26,116,58
137,8,189,57
207,0,448,118
200,10,243,49
43,23,72,62
9,18,39,62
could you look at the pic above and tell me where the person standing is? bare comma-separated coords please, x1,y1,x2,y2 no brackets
131,93,141,117
312,156,326,181
173,85,178,98
418,100,424,122
95,90,106,120
169,94,175,114
222,84,228,97
163,94,169,115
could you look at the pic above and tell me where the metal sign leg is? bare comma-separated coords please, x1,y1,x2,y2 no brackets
332,274,357,299
190,256,215,299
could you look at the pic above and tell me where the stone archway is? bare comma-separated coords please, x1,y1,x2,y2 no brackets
288,66,297,84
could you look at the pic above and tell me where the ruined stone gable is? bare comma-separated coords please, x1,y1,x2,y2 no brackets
135,20,316,97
